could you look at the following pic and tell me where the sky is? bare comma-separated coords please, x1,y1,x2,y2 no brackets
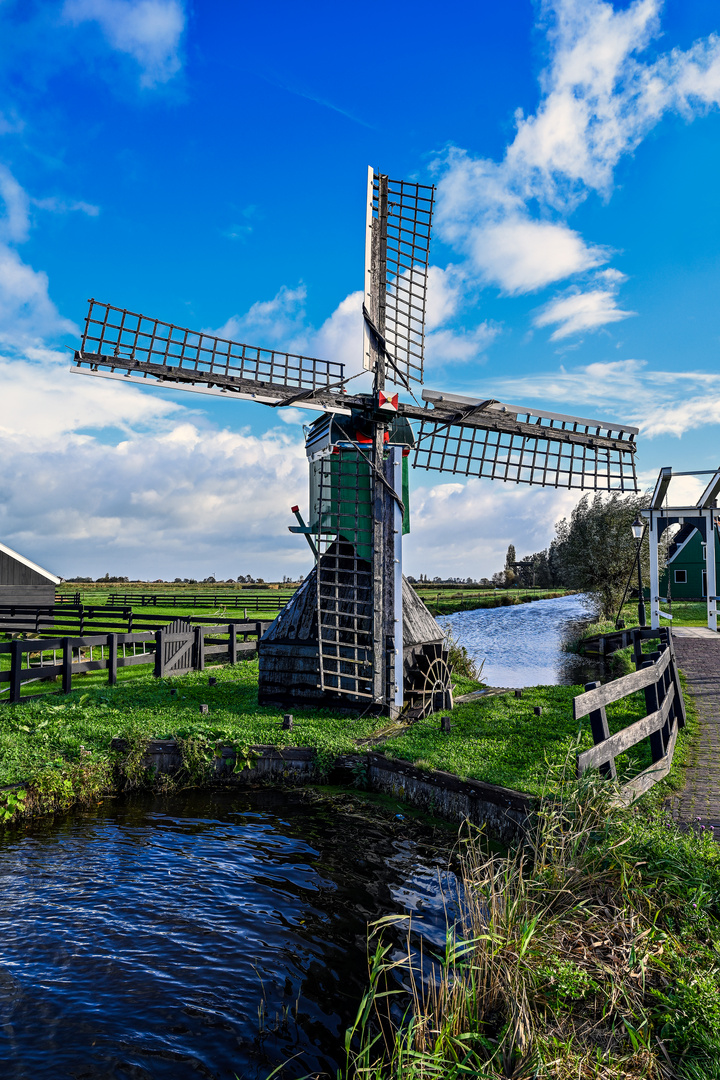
1,0,720,582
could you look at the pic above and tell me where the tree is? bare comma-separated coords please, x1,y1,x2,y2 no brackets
553,493,650,619
504,544,517,585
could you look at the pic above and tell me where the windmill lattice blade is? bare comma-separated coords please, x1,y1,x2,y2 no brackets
74,300,345,398
410,393,638,491
366,174,434,388
315,448,375,700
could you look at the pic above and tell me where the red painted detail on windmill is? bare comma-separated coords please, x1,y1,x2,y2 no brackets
356,430,390,444
291,505,299,513
378,391,398,412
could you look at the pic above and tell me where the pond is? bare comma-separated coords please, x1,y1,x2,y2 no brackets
0,788,458,1080
439,592,603,688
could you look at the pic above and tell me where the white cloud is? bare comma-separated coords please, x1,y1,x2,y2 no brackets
435,0,720,326
0,166,79,346
470,215,608,294
33,196,100,217
424,324,497,368
0,410,312,580
0,349,179,438
213,284,308,351
0,246,77,346
0,164,30,243
481,356,720,438
406,477,580,579
62,0,185,87
533,286,635,339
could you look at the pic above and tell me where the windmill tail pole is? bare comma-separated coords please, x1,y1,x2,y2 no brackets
289,506,319,559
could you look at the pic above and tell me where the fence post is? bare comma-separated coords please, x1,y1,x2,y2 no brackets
62,638,72,694
108,633,118,687
583,681,617,779
10,639,22,704
194,626,205,672
641,659,664,762
229,623,237,665
154,629,165,678
667,637,686,729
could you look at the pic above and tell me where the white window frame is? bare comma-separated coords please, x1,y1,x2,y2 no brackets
674,569,687,584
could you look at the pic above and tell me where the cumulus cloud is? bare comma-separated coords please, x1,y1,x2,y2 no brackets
406,477,580,579
533,286,635,339
213,285,309,351
62,0,185,87
0,408,312,580
435,0,720,329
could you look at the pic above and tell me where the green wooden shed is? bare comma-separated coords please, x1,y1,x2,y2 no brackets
660,522,720,600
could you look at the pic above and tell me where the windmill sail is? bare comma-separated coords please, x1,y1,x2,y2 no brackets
403,391,638,491
363,170,434,389
72,300,346,405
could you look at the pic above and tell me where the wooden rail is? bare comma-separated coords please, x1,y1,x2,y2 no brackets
104,591,292,611
0,604,274,636
573,627,685,805
0,621,271,704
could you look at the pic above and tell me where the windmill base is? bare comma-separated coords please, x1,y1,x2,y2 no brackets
258,573,450,716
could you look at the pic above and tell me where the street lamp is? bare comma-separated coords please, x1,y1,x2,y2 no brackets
631,515,646,627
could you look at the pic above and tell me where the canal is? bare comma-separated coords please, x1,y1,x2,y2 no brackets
0,788,458,1080
439,591,601,687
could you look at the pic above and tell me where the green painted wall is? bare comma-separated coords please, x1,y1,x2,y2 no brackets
660,526,720,599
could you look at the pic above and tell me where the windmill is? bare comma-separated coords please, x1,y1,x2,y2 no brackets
70,166,639,718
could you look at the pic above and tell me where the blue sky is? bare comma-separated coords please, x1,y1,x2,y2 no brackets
1,0,720,581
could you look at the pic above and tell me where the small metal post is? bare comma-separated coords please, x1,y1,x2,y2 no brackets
514,689,523,699
208,676,217,687
440,715,451,733
282,714,294,730
229,623,237,665
199,704,209,714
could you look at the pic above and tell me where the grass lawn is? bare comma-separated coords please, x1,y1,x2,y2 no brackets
0,659,695,804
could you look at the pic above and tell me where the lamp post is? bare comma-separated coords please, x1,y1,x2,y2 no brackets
631,515,646,627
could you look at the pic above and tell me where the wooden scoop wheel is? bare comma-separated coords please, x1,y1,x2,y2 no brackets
403,642,452,721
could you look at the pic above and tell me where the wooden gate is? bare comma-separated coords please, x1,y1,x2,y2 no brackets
154,619,195,677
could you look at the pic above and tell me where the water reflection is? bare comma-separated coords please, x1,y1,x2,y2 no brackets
0,789,457,1080
440,592,605,688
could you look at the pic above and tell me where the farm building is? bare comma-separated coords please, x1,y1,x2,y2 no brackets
0,540,60,607
660,521,720,600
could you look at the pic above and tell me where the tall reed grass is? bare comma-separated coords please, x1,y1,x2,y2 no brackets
340,768,720,1080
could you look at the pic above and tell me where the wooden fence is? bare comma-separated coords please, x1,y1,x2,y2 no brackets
574,627,685,804
0,620,271,705
104,590,292,612
0,604,276,637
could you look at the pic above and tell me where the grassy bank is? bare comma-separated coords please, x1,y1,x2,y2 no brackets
577,600,714,640
0,658,696,821
414,587,573,618
343,773,720,1080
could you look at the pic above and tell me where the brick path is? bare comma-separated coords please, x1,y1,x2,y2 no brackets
669,633,720,833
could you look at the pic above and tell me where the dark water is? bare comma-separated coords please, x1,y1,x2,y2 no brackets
439,592,604,688
0,788,457,1080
